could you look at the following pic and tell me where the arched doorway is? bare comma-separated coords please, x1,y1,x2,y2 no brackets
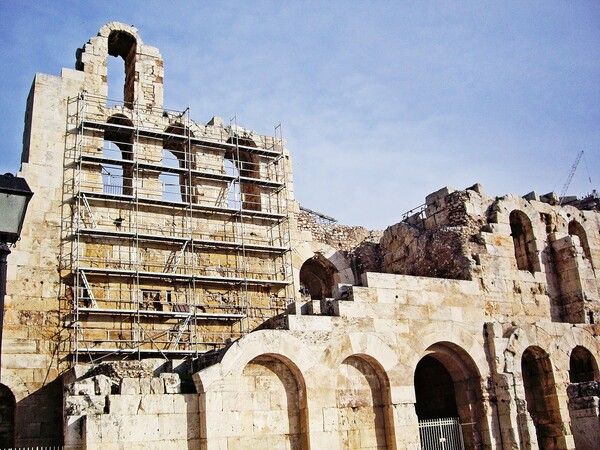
414,343,488,449
299,254,338,300
0,384,16,448
336,355,393,449
521,346,567,449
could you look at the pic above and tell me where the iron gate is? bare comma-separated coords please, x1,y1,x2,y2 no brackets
418,417,465,450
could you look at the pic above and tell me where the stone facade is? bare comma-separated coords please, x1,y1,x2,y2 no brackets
1,22,599,450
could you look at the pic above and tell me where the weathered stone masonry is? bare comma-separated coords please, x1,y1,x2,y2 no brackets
1,22,599,450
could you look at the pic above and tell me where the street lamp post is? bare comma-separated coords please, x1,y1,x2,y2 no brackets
0,173,33,379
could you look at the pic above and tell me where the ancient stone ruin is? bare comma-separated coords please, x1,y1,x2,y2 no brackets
1,22,599,449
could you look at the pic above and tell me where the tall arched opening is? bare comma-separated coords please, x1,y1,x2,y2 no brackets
225,137,261,211
568,220,593,269
103,114,134,196
164,123,193,203
336,355,394,449
107,30,137,107
521,346,567,449
239,355,309,449
414,343,488,450
299,254,338,300
509,210,538,272
0,384,16,448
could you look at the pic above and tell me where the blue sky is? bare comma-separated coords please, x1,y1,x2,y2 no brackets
1,1,599,229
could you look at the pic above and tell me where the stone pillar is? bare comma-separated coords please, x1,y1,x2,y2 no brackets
391,401,420,450
567,381,599,450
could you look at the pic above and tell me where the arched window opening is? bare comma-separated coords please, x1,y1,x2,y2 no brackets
0,384,16,448
164,124,193,203
568,221,593,268
510,210,538,272
107,30,137,107
521,347,567,449
103,115,134,195
226,137,261,211
299,254,338,300
160,149,182,203
337,355,392,448
224,159,240,208
569,346,598,383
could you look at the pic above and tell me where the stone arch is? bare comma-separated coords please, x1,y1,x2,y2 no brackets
105,28,137,107
568,220,593,268
294,242,355,294
0,383,16,448
414,341,490,450
521,345,568,449
299,253,339,300
164,123,195,203
225,136,261,211
103,114,135,195
196,330,318,388
322,333,397,448
569,345,598,383
239,354,309,449
336,354,394,449
404,322,490,384
510,209,539,272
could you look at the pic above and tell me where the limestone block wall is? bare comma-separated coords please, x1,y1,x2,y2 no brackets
379,185,600,326
63,365,199,449
2,68,86,446
567,381,600,450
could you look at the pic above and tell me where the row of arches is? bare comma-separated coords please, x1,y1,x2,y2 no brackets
509,209,594,273
197,329,599,449
97,114,263,210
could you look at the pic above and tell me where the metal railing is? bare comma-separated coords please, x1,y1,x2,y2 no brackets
418,417,465,450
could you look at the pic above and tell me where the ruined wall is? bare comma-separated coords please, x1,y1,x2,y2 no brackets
6,21,600,450
62,360,198,449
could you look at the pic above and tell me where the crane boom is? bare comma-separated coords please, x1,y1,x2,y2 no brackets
559,151,584,205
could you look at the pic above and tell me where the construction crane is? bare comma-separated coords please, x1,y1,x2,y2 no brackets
559,150,584,205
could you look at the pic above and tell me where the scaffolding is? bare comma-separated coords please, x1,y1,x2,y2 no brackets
60,93,294,364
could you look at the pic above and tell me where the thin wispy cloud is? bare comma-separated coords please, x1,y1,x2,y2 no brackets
1,1,598,229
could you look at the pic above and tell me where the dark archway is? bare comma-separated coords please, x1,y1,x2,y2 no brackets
107,30,137,107
415,356,458,420
569,346,598,383
521,346,567,449
299,254,338,300
510,210,538,272
414,343,489,449
0,384,16,448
